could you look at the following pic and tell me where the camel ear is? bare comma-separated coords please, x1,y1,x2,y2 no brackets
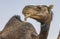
49,4,54,10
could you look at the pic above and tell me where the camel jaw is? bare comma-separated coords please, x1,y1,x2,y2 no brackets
24,14,43,22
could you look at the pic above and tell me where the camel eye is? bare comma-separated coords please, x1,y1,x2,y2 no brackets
36,6,42,11
26,13,30,15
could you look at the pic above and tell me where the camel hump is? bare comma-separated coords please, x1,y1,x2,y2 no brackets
0,15,38,39
3,15,22,30
10,15,22,21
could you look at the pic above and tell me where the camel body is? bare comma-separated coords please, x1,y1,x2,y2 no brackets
0,15,38,39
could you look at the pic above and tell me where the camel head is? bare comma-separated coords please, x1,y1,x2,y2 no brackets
22,5,53,23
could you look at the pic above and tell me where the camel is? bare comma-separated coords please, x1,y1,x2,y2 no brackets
57,31,60,39
0,15,38,39
22,4,53,39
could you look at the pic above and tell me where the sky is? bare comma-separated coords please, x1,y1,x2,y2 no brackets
0,0,60,39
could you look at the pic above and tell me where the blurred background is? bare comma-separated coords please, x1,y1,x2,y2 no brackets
0,0,60,39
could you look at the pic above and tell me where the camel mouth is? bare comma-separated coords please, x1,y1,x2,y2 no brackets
24,14,42,21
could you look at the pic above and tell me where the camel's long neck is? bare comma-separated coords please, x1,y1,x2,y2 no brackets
39,23,50,39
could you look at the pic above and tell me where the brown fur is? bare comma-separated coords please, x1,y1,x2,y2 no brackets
22,5,53,39
0,15,38,39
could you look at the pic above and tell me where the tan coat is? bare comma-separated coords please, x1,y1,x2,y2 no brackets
0,15,38,39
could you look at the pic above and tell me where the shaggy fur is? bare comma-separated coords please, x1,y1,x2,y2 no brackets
0,15,38,39
22,5,53,39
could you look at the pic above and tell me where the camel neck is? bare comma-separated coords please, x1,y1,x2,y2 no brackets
39,23,50,39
